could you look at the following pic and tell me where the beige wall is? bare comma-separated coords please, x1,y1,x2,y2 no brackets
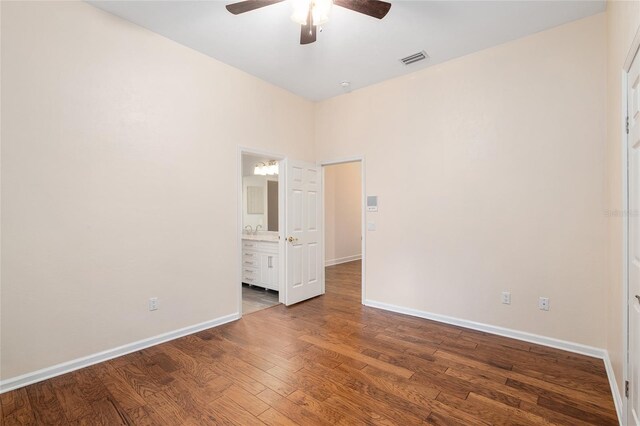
315,14,607,348
324,162,362,265
0,1,314,380
605,0,640,400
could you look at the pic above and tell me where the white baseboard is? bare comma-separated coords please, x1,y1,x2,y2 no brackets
364,299,604,356
325,254,361,267
364,299,624,425
0,313,240,394
603,351,625,426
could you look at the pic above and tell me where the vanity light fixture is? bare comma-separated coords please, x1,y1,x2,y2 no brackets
254,161,279,176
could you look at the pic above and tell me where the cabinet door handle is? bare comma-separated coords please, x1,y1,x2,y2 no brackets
268,256,272,268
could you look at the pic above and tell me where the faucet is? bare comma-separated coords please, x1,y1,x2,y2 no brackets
255,225,262,235
244,225,253,235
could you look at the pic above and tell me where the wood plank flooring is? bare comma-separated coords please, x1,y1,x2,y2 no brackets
1,260,618,425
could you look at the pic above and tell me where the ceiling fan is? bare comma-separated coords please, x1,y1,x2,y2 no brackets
225,0,392,45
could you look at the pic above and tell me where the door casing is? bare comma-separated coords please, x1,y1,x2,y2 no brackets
623,27,640,426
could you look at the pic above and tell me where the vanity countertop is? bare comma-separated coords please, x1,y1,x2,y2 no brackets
242,233,279,242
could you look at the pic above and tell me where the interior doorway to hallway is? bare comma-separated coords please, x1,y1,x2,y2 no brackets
322,159,365,303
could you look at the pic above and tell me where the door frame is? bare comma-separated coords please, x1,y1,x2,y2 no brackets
237,146,287,317
623,27,640,426
319,156,366,304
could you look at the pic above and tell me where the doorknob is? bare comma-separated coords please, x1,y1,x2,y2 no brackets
287,236,298,243
636,295,640,304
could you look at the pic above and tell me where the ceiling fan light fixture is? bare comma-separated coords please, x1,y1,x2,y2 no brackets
290,0,333,26
226,0,391,45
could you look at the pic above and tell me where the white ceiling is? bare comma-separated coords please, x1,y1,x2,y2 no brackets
88,0,605,101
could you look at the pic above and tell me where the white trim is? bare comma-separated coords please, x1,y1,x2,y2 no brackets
364,299,605,357
321,164,326,295
623,28,640,425
624,26,640,72
325,254,362,267
361,158,366,305
0,313,239,394
622,67,631,426
604,351,625,425
320,156,365,166
319,156,366,304
279,159,286,304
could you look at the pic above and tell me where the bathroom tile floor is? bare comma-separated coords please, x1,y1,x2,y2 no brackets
242,284,279,314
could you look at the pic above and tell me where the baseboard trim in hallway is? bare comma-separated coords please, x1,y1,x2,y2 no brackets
0,312,240,394
324,254,362,267
364,299,624,424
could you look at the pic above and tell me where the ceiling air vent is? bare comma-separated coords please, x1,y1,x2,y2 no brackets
400,51,429,66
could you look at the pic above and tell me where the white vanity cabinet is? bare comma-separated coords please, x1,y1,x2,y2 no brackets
242,239,279,291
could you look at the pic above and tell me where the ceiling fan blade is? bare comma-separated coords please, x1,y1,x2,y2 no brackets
300,23,317,44
225,0,284,15
334,0,391,19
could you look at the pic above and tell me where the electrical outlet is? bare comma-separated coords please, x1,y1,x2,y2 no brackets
149,297,159,311
538,297,550,311
501,291,511,305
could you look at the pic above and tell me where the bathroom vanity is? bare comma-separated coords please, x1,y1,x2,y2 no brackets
241,156,281,293
242,234,279,291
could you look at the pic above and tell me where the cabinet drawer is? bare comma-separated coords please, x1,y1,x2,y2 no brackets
242,251,257,261
258,242,279,253
243,276,257,285
242,266,258,283
242,255,259,267
242,240,259,249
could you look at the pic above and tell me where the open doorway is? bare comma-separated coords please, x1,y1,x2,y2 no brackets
239,151,283,315
322,159,365,302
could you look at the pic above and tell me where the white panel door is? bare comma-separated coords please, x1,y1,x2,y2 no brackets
285,159,323,305
628,50,640,426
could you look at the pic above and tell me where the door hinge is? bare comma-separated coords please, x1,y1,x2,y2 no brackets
627,116,630,135
625,380,630,398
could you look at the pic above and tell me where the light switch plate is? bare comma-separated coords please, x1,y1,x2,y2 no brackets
367,221,376,231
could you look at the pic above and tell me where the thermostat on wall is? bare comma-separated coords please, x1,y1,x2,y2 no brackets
367,196,378,212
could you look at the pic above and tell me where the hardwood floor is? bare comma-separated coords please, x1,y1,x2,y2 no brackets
1,260,617,425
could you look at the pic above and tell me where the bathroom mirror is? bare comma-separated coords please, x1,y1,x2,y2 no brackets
247,186,264,214
242,154,279,232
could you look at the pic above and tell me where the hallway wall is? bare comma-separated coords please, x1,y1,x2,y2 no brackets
324,162,362,266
